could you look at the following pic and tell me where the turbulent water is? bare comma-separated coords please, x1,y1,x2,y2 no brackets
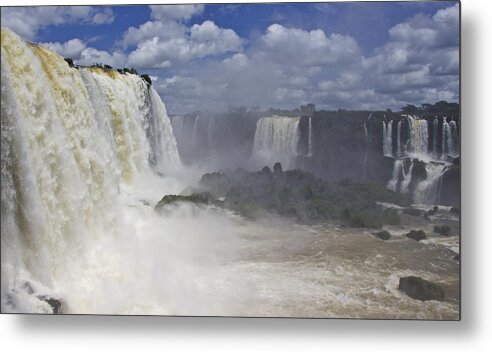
0,28,184,313
252,116,300,170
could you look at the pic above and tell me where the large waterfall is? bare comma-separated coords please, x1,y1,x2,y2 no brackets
1,28,182,313
252,116,300,170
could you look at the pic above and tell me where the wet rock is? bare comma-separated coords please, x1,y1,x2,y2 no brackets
450,206,460,215
440,164,460,207
406,229,427,241
261,166,272,174
37,295,62,314
434,225,451,236
273,162,283,174
373,230,391,241
383,208,400,225
403,208,422,217
21,282,34,294
398,276,445,301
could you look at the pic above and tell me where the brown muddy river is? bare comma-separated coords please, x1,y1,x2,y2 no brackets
216,214,460,320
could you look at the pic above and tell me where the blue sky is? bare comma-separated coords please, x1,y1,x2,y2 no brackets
1,2,459,114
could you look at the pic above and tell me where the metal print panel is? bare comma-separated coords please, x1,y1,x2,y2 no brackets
0,1,460,319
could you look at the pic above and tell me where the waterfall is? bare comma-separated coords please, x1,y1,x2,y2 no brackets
387,159,413,193
449,120,458,157
307,117,313,157
387,160,403,192
413,163,447,204
407,116,428,156
147,89,181,169
363,113,372,141
1,28,181,312
383,120,393,157
432,118,439,156
396,120,403,157
192,114,200,147
361,113,372,180
385,114,457,204
252,116,300,170
170,116,185,146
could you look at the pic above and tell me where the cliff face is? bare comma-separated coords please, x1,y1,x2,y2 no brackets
171,108,460,206
440,161,460,207
297,111,394,184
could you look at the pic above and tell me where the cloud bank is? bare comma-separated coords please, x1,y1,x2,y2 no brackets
1,3,459,114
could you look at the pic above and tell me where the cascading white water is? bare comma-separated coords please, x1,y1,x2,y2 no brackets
148,89,181,170
170,116,185,147
387,159,413,193
441,117,458,158
448,120,459,157
192,114,201,147
383,120,393,157
0,28,183,313
387,160,403,192
385,113,459,204
413,163,447,204
252,116,300,170
361,113,372,180
363,113,372,140
442,117,449,156
432,118,439,156
307,117,313,157
407,116,428,156
396,120,403,157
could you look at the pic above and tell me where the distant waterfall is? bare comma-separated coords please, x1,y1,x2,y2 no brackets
441,117,460,158
384,112,459,204
307,117,313,157
361,113,372,180
1,28,181,312
413,163,447,204
383,120,393,157
432,118,439,155
407,116,428,156
387,159,413,193
252,116,300,170
170,116,185,145
396,120,403,157
363,113,372,140
449,120,459,157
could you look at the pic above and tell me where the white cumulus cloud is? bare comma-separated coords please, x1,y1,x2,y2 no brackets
1,6,115,41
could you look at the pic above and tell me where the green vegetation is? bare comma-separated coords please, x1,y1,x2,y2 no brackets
401,101,459,119
155,193,212,210
383,208,401,225
406,230,427,241
403,208,422,217
141,74,152,86
198,166,411,227
64,58,74,68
